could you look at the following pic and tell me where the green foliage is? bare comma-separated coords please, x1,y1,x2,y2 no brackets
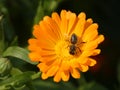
34,0,60,24
3,46,37,65
0,15,5,56
0,58,12,80
0,70,41,90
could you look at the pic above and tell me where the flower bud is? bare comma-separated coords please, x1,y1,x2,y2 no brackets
0,58,12,78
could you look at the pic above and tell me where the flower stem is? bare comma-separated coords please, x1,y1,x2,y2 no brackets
31,72,41,80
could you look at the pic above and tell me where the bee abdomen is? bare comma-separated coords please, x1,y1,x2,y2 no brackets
69,45,76,55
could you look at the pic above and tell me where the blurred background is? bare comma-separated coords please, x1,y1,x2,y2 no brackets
0,0,120,90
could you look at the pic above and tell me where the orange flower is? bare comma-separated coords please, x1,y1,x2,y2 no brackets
28,10,104,82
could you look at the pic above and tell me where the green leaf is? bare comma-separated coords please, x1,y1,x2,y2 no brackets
43,0,59,12
10,67,23,76
34,0,44,24
0,71,40,90
0,15,5,56
3,46,38,65
34,0,60,24
9,36,18,46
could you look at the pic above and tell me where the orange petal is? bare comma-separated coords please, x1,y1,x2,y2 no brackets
60,10,68,35
61,60,70,71
84,58,97,66
43,16,61,40
34,21,56,50
40,49,56,57
78,65,89,72
41,72,49,79
52,12,61,26
41,55,57,63
81,41,98,50
46,66,59,77
41,58,61,72
70,59,79,68
82,23,98,42
91,49,101,56
77,57,88,64
28,39,41,51
37,63,49,72
94,35,105,44
28,45,39,52
84,18,93,30
40,21,57,43
81,49,101,57
28,38,37,45
67,12,77,34
61,71,70,81
70,68,80,79
33,25,41,39
74,12,86,37
54,70,61,82
29,52,41,62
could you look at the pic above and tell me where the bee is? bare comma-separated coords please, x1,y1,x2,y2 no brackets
69,33,79,55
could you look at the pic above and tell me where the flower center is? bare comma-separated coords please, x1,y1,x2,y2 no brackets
55,35,82,61
55,40,72,60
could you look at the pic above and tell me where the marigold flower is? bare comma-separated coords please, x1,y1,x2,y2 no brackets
28,10,104,82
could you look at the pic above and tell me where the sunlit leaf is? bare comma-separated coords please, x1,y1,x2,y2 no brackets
3,46,38,65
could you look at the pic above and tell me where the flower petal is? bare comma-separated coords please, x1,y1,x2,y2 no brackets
46,66,59,77
33,22,56,50
70,68,80,79
74,12,86,37
84,18,93,30
94,35,105,44
40,21,58,43
41,72,49,79
78,65,89,72
81,49,101,57
61,60,70,71
32,25,41,39
61,71,70,81
81,41,98,51
40,50,56,57
37,63,49,72
54,70,61,82
52,12,61,26
60,10,68,34
67,12,77,34
43,16,61,39
82,23,98,42
29,52,41,62
84,58,97,66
